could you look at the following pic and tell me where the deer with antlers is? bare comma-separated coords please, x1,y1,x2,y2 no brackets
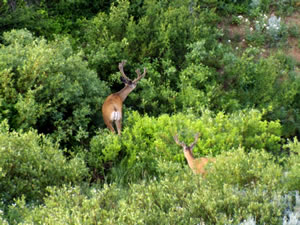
174,133,216,175
102,60,146,135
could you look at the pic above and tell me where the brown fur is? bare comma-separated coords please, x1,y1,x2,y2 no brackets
189,156,216,175
102,61,146,135
174,133,216,175
102,94,123,134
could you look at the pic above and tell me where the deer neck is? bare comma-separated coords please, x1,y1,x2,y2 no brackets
116,85,136,102
184,150,195,170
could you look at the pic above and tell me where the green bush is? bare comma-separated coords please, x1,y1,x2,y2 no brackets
0,0,111,39
0,29,109,147
283,138,300,192
88,130,122,180
79,0,221,113
97,59,179,116
7,149,288,225
0,2,299,224
220,48,300,137
0,216,8,225
75,0,300,139
206,148,283,189
88,109,282,183
221,48,281,109
265,53,300,137
176,62,217,113
83,0,214,68
0,121,89,204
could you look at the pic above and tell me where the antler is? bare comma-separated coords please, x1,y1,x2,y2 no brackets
174,133,200,150
189,133,200,150
118,60,131,81
133,67,147,83
173,134,187,148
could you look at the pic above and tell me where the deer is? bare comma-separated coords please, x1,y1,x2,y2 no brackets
102,60,146,135
174,133,216,175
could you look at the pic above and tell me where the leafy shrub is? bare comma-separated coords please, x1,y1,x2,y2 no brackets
82,0,218,67
88,109,282,183
8,149,288,225
0,121,89,204
175,41,299,138
176,62,219,113
206,148,283,189
241,191,300,225
0,207,8,225
74,0,299,139
0,0,110,39
79,0,221,113
283,138,300,192
119,59,179,116
221,48,280,108
6,184,124,225
88,130,122,180
220,48,300,137
0,29,109,147
13,183,285,224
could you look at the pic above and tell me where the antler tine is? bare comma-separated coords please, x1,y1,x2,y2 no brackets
118,60,130,80
189,133,200,149
133,67,147,83
173,134,187,148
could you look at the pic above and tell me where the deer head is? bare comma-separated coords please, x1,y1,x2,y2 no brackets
119,60,146,88
173,133,200,153
174,133,215,175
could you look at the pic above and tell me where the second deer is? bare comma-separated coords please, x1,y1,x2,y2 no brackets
174,133,215,175
102,60,146,135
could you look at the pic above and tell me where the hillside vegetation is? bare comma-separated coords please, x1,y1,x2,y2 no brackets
0,0,300,224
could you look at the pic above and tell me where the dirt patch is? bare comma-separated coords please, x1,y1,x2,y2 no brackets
285,12,300,64
225,24,247,40
284,11,300,27
287,37,300,63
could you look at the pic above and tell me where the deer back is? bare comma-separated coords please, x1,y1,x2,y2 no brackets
193,157,216,175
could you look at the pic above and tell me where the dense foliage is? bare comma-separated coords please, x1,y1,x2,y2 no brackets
0,121,88,205
88,109,282,183
4,147,300,224
0,0,299,224
0,29,108,147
